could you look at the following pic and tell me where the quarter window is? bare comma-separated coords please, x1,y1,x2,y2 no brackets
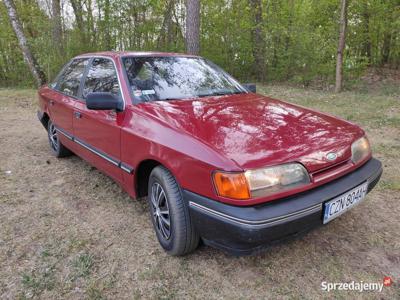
56,58,89,97
83,58,120,99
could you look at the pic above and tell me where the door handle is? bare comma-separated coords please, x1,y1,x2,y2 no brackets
74,111,81,119
49,100,55,106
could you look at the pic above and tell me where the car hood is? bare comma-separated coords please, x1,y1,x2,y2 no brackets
137,93,364,172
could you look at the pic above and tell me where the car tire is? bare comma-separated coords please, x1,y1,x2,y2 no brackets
47,120,72,158
147,166,199,256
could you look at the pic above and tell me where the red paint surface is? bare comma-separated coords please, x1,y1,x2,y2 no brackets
38,52,370,206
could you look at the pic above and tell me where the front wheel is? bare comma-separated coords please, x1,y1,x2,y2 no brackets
47,120,72,158
147,166,199,256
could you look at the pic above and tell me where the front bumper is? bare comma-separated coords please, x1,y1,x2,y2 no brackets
185,158,382,255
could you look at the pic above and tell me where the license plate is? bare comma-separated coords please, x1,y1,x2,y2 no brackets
323,182,368,224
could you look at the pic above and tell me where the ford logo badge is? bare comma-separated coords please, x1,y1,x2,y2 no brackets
326,152,337,161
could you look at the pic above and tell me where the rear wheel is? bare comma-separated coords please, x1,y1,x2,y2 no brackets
147,166,199,256
47,120,72,158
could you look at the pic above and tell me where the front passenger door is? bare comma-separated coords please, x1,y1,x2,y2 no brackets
73,57,124,183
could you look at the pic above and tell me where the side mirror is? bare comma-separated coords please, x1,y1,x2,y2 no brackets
86,92,123,111
243,83,256,93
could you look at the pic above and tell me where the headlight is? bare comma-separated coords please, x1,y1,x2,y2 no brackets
351,136,371,164
213,163,310,200
245,163,310,198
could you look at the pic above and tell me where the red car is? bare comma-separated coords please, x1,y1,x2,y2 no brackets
38,52,382,256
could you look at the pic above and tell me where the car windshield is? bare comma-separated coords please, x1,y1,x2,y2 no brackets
122,56,246,102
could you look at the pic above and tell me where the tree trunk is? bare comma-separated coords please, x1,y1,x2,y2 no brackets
3,0,47,86
86,0,96,45
361,2,371,64
381,32,391,65
70,0,86,44
249,0,266,82
52,0,63,55
335,0,348,93
157,0,175,49
284,0,294,79
166,2,175,47
185,0,200,55
104,0,112,50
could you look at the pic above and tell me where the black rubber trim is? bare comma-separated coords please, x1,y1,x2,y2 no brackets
185,158,382,224
189,201,322,228
37,110,47,129
53,125,134,174
184,158,382,255
74,137,120,166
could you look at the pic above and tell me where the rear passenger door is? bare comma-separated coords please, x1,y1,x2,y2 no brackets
73,57,124,183
48,58,89,136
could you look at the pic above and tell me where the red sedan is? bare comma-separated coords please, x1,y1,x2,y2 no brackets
38,52,382,256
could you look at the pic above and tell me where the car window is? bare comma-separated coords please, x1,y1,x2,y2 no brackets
56,58,89,97
82,58,120,99
49,62,70,89
123,56,246,102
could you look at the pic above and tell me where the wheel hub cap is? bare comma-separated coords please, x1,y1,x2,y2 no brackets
150,182,171,240
49,123,59,151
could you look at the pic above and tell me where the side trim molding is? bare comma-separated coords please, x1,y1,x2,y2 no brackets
54,125,134,174
74,137,119,166
189,201,322,228
120,163,134,174
55,126,73,140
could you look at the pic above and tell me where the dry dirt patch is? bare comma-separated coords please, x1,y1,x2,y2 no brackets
0,87,399,299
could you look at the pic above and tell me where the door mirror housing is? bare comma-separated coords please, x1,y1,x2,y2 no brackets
86,92,123,111
243,83,256,93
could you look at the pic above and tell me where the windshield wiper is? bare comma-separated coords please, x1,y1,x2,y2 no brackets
160,97,196,101
197,90,244,97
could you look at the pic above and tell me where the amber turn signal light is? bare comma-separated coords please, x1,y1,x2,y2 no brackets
213,172,250,200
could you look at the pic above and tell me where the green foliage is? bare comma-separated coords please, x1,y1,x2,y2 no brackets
71,253,95,279
0,0,398,87
21,267,56,297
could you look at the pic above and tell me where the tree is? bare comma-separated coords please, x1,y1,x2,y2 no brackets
3,0,47,86
361,1,371,64
70,0,86,44
380,3,394,66
185,0,200,55
0,0,399,88
52,0,63,55
249,0,266,82
103,0,112,49
157,0,175,49
335,0,348,93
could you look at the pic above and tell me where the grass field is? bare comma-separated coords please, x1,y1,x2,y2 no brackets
0,85,399,299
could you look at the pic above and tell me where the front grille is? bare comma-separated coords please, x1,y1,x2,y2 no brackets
312,159,353,183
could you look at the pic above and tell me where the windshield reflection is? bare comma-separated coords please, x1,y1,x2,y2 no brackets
123,56,246,102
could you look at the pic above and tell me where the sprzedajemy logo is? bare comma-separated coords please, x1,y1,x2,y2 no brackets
321,277,394,293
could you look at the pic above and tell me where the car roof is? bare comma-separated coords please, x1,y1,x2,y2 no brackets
75,51,200,59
